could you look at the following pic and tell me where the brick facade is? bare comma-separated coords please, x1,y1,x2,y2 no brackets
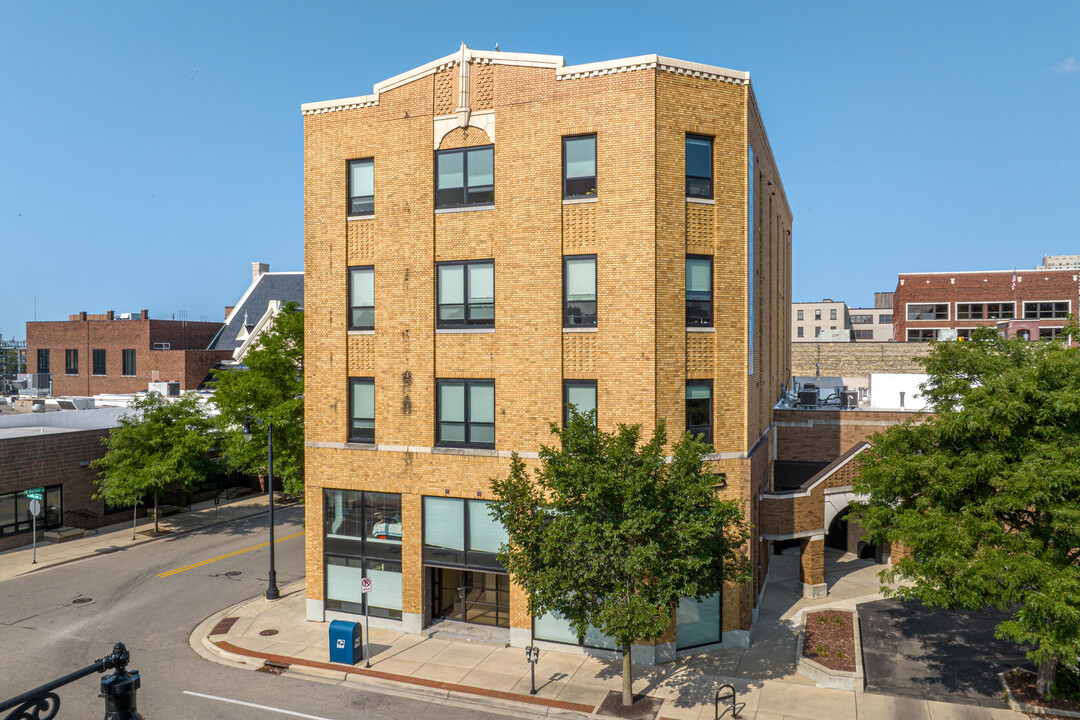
894,269,1080,341
791,341,929,376
303,48,792,655
26,313,230,396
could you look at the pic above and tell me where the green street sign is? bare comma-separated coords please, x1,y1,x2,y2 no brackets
24,487,44,500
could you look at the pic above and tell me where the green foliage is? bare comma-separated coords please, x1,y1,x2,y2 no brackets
490,410,750,703
92,392,217,530
852,324,1080,694
211,303,304,496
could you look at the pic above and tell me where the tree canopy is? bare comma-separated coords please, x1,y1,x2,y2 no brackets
852,326,1080,696
92,391,217,532
490,411,750,706
211,302,304,496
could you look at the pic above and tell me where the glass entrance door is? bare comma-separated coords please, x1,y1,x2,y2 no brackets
429,568,509,628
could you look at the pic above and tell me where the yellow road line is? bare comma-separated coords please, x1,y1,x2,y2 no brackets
156,531,304,578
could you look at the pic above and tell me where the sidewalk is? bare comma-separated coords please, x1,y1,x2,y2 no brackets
192,551,1028,720
0,492,278,582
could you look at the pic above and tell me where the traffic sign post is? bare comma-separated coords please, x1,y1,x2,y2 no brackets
361,576,373,668
28,497,41,564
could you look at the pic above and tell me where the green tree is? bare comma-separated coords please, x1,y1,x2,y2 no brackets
92,392,217,533
211,302,304,496
490,411,751,706
852,325,1080,697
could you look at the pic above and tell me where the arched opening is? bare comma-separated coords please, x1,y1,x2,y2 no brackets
825,506,849,551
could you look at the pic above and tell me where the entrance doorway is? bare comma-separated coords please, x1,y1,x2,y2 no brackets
429,567,509,627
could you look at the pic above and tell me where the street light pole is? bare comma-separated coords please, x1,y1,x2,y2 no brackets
244,414,280,601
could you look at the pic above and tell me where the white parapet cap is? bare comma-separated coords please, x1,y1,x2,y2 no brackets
301,48,750,115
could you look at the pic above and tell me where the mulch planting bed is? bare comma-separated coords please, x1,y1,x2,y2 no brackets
803,610,856,672
1003,668,1080,716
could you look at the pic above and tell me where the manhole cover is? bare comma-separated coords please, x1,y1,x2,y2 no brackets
72,598,92,604
259,629,279,636
224,571,241,577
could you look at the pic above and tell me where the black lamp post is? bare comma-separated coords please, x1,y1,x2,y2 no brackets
243,414,280,600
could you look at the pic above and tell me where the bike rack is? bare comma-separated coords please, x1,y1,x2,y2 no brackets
715,683,738,719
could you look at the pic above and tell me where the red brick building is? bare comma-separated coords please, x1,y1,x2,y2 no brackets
893,268,1079,342
26,310,230,396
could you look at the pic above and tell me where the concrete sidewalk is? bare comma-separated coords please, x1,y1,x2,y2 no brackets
0,492,280,582
192,551,1028,720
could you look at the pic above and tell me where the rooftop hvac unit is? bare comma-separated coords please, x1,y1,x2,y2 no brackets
841,390,859,409
147,381,181,397
798,388,820,408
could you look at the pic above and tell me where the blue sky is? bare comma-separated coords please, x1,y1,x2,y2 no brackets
1,1,1077,338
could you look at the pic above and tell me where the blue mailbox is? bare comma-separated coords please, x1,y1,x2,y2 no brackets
329,619,363,664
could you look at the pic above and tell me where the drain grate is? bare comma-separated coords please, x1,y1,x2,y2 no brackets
211,616,240,636
259,629,279,637
72,598,92,604
257,662,288,675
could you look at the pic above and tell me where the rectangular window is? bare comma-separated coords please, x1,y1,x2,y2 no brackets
0,485,62,536
37,349,50,374
1024,301,1069,319
907,304,949,321
436,145,494,208
92,349,106,376
987,303,1015,319
797,309,804,321
956,303,1014,320
797,327,804,338
686,381,712,445
851,314,873,325
122,349,136,376
1040,327,1064,340
815,309,821,320
685,135,713,198
956,328,975,340
437,379,495,448
65,349,78,375
326,556,402,620
348,158,374,216
955,303,983,320
815,327,821,337
563,380,597,426
879,314,892,324
854,329,874,340
676,593,721,650
348,266,375,330
349,377,374,443
422,496,508,570
830,309,837,320
686,256,713,327
563,135,596,198
907,329,940,342
437,260,494,328
563,255,597,327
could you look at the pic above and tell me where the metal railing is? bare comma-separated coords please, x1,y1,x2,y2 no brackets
0,642,142,720
715,683,738,719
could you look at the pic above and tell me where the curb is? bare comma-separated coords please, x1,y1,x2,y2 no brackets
999,669,1080,718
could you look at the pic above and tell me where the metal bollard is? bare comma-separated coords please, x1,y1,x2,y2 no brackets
100,643,144,720
524,645,540,695
715,683,737,719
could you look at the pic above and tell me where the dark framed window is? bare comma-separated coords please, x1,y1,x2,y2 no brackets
830,309,837,320
348,266,374,330
685,134,713,198
436,145,494,208
422,496,508,571
0,485,62,536
850,315,873,325
349,377,374,443
686,381,712,445
563,135,597,198
563,255,597,327
797,309,804,321
1024,301,1069,319
37,349,50,374
815,327,821,337
65,349,78,375
907,329,939,342
437,260,494,328
854,329,874,340
348,158,374,216
814,309,821,320
1040,327,1064,340
686,255,713,327
122,349,136,377
324,488,402,619
797,327,804,338
437,379,495,448
907,304,949,321
563,380,597,426
92,349,106,376
879,314,892,324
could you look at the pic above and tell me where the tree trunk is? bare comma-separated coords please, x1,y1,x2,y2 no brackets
1036,651,1059,698
153,492,159,534
622,643,633,706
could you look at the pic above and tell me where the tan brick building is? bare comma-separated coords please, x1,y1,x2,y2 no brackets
303,46,792,662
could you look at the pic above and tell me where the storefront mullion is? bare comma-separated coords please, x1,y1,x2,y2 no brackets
323,489,402,620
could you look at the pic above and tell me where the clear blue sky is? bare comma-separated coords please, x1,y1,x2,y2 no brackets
2,1,1077,338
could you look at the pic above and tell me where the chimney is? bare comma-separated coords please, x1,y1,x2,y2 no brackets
107,310,115,321
252,262,269,283
79,311,87,321
225,305,235,319
140,309,149,320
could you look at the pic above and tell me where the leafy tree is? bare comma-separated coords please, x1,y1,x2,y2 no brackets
92,392,217,533
852,325,1080,697
211,302,304,496
490,410,751,706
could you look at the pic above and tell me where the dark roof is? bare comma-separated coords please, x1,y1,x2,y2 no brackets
207,272,304,352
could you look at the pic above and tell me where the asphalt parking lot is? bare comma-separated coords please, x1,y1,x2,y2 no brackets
859,598,1033,708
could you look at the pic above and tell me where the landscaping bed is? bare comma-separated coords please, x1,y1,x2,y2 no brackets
802,610,856,672
1001,667,1080,718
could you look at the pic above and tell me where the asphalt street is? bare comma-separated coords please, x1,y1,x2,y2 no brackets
0,505,509,719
